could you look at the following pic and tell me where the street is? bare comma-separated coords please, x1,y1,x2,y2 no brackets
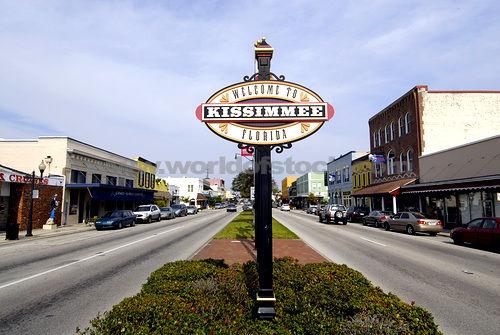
273,209,500,335
0,210,237,335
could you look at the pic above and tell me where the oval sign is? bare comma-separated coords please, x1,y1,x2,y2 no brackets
196,80,334,145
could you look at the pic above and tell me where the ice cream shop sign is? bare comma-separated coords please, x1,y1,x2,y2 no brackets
196,81,334,145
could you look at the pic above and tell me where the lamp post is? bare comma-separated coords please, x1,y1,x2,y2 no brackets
26,160,47,237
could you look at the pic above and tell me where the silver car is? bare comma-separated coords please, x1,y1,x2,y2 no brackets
318,205,347,224
384,211,443,236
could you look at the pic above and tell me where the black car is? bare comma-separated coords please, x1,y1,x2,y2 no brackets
227,204,237,212
345,206,370,222
362,210,393,228
171,204,188,217
95,210,136,230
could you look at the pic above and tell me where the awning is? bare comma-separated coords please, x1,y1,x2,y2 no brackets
352,178,416,197
66,183,154,202
197,193,208,201
401,176,500,194
154,190,172,200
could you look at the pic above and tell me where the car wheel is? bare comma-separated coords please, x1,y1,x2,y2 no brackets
453,237,463,245
117,222,123,229
130,220,135,227
343,220,348,225
148,216,152,224
375,221,380,228
406,225,415,235
362,219,367,226
96,227,102,231
384,222,390,231
429,232,437,236
319,215,323,223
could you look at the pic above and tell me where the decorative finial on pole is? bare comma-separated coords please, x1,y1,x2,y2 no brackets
254,37,274,80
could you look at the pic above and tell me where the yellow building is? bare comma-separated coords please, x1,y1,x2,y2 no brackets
352,154,371,206
281,176,299,201
133,157,157,191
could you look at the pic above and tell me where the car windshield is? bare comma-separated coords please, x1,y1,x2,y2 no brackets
171,204,182,209
160,208,171,212
135,206,151,212
411,212,426,219
332,206,346,211
102,211,121,218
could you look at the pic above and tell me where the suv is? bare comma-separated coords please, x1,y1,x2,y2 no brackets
345,206,370,222
306,205,318,214
133,204,161,223
319,204,347,224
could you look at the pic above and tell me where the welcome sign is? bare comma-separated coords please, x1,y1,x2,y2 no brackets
196,80,334,145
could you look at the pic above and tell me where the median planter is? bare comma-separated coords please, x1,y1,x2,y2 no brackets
77,258,441,334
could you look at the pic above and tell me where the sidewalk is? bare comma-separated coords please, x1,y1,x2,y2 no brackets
192,238,328,265
0,223,95,246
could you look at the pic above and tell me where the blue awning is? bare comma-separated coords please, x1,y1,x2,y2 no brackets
66,183,154,202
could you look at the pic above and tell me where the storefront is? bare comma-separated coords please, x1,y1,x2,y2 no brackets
65,183,154,223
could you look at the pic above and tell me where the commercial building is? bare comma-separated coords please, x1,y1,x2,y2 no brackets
353,86,500,214
281,176,298,202
351,154,372,206
163,177,211,208
206,178,226,198
327,151,368,206
400,135,500,228
0,136,154,224
1,164,64,230
292,172,328,208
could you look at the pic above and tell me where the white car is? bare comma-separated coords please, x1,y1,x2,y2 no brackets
133,204,161,223
281,204,290,211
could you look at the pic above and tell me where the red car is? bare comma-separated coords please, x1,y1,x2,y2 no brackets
450,217,500,249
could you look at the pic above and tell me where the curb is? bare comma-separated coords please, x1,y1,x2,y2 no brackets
0,225,95,247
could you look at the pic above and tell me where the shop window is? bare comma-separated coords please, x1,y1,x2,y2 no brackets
107,176,117,186
399,152,406,173
407,149,414,171
387,150,395,175
91,174,102,184
405,112,411,134
71,170,86,184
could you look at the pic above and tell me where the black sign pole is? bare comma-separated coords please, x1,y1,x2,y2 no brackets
253,38,276,320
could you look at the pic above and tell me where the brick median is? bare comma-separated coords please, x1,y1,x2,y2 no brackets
191,239,328,265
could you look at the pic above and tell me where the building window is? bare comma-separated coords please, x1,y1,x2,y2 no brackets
106,176,117,186
91,174,101,184
399,117,404,137
345,167,350,182
372,131,377,147
399,152,407,173
71,170,86,184
125,179,134,188
387,150,395,175
384,124,389,143
405,112,411,134
377,129,382,147
375,163,382,178
188,185,194,192
390,122,395,141
407,149,414,171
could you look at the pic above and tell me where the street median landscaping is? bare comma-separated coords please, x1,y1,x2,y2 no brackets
77,212,441,334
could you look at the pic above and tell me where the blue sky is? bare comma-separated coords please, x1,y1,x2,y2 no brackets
1,0,499,186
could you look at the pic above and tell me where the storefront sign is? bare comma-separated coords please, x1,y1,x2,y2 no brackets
0,169,64,186
196,81,334,145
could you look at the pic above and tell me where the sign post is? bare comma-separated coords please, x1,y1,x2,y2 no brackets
196,38,334,319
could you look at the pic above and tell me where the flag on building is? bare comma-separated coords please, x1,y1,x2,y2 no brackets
369,154,385,163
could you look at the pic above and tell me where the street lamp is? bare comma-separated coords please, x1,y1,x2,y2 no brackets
26,160,47,237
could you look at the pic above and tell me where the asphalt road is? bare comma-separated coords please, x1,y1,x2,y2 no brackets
0,209,236,335
273,209,500,335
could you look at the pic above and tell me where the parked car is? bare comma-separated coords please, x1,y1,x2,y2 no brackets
227,204,237,212
319,205,347,224
242,204,252,211
281,204,290,211
362,210,393,228
346,206,370,222
306,205,318,214
160,207,176,220
95,210,136,230
214,203,223,209
133,204,161,223
187,206,198,215
384,211,442,235
450,217,500,249
171,204,188,217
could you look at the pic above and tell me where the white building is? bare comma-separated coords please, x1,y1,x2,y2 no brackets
0,136,153,224
163,177,210,207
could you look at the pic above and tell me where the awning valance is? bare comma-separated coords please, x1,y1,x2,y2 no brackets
352,178,416,197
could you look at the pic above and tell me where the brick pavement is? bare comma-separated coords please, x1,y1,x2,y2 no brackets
192,238,328,265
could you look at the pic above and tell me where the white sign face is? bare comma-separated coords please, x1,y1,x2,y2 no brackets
196,80,334,145
32,190,39,199
250,186,255,200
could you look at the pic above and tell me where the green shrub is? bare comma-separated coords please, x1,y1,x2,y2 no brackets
78,258,441,334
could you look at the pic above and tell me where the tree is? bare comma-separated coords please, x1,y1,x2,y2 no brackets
307,192,319,205
232,169,254,198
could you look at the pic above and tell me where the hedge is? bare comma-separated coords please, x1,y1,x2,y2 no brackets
77,258,441,334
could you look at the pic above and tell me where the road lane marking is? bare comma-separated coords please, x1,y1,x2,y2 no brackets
360,237,387,247
0,226,183,290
